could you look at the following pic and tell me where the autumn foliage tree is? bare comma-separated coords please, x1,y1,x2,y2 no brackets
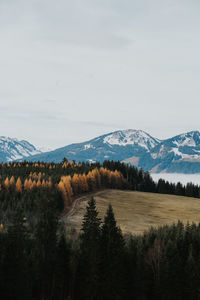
16,178,22,193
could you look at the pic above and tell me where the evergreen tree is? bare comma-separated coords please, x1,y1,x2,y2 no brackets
0,210,30,300
99,205,126,300
54,233,71,300
75,197,101,300
34,195,59,300
184,245,200,300
161,239,184,300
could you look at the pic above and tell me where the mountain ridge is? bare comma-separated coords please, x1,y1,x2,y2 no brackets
1,130,200,174
0,136,41,162
21,129,200,174
23,129,160,164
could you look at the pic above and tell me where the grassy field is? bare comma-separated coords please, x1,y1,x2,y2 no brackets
64,189,200,234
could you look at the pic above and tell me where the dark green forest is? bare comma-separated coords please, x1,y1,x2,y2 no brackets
0,159,200,299
1,197,200,299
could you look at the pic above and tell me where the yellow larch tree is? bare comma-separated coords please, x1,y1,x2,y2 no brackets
86,171,96,191
10,176,15,186
28,178,33,189
47,178,52,188
58,181,67,203
91,169,101,188
78,174,88,193
24,179,29,190
36,179,42,188
64,176,73,202
29,180,36,190
16,177,22,193
4,177,10,189
71,173,80,195
82,173,89,192
41,179,46,188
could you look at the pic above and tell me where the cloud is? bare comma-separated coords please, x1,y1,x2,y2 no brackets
0,0,200,148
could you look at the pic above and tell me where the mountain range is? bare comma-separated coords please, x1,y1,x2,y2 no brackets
1,130,200,174
0,137,41,162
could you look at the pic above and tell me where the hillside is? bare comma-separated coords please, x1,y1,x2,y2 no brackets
65,189,200,234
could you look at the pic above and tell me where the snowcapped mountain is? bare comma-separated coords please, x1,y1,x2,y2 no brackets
151,131,200,160
103,129,160,149
4,130,200,174
0,137,41,162
140,131,200,173
25,130,160,164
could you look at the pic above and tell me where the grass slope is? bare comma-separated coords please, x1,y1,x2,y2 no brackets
65,189,200,234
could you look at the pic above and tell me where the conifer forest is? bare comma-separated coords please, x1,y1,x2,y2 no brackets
1,159,200,299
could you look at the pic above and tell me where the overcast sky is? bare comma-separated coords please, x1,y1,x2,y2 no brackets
1,0,200,149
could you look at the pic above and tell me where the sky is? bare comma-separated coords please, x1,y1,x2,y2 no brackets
1,0,200,150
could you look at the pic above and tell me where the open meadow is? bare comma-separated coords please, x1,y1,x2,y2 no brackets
65,189,200,234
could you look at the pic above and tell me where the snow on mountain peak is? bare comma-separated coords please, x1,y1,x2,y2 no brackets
172,131,200,148
103,129,159,150
0,136,42,162
150,130,200,162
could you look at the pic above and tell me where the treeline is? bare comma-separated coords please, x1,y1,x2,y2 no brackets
1,197,200,300
57,168,126,208
103,160,200,198
0,164,127,225
1,159,200,199
0,160,103,181
0,159,200,225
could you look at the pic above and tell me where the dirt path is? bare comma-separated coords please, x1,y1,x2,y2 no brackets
62,190,104,223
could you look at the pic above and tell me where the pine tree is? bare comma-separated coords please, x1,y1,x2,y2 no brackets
54,233,71,300
34,195,59,300
99,205,126,300
1,210,30,299
184,245,200,300
75,197,101,300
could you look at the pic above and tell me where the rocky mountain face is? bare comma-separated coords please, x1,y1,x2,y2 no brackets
139,131,200,173
0,137,41,162
24,130,160,164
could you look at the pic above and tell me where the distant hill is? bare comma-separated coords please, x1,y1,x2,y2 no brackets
0,137,41,162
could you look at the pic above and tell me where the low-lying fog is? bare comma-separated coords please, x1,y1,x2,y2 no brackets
151,173,200,186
